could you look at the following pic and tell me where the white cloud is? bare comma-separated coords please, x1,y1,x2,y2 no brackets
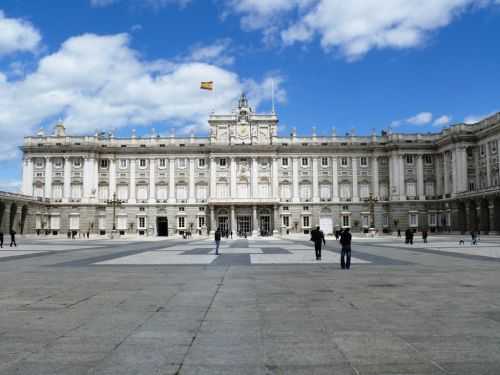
0,33,285,161
407,112,433,125
433,115,451,126
464,111,497,124
225,0,498,59
90,0,192,8
184,39,235,66
0,10,41,56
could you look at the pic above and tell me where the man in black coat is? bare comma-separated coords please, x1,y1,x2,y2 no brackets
310,226,326,260
0,231,3,248
214,228,221,255
9,230,16,247
340,228,352,270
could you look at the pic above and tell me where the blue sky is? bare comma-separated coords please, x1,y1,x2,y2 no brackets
1,0,500,191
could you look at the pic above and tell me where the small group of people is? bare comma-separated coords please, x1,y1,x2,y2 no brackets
0,230,17,248
311,226,352,269
470,230,479,245
401,228,428,245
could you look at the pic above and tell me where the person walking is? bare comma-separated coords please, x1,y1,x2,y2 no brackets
9,230,17,247
214,228,221,255
422,229,428,244
340,228,352,270
310,226,326,260
0,231,3,248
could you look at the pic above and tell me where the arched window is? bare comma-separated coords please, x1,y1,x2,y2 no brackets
237,177,249,198
299,181,312,201
359,182,370,199
217,178,229,198
319,182,331,200
71,184,82,200
196,183,208,201
279,181,291,199
340,182,351,200
176,183,188,200
117,184,128,200
156,183,168,200
258,177,270,198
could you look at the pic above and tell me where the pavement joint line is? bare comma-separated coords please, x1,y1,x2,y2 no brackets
173,265,229,375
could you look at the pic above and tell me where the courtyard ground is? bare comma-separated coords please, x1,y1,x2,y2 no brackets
0,234,499,374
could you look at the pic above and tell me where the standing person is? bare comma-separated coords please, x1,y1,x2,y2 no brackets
9,230,16,247
0,231,3,248
470,230,476,245
310,226,326,260
340,228,352,270
409,229,414,245
397,229,401,237
230,231,233,239
405,228,411,244
214,228,221,255
422,229,428,243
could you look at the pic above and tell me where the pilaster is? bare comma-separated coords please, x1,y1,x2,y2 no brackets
44,157,52,199
292,157,300,203
129,158,136,204
352,157,358,202
371,156,379,198
63,157,72,203
188,157,195,203
168,157,176,203
331,157,339,202
312,157,319,203
149,158,156,203
416,154,424,200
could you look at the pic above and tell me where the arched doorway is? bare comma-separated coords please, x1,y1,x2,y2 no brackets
479,199,490,234
20,205,28,234
9,202,18,232
319,207,333,235
468,201,478,232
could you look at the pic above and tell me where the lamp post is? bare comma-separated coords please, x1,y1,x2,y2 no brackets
365,192,378,235
106,193,124,238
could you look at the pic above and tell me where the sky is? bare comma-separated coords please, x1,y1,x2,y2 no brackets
1,0,500,192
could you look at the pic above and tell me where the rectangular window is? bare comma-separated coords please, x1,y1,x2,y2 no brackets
409,213,418,227
301,157,309,167
219,158,226,167
50,215,61,230
117,185,128,200
73,159,82,168
302,216,310,227
321,157,329,167
423,155,433,165
342,215,350,228
54,159,63,168
425,181,435,196
320,184,331,200
282,158,289,167
406,182,417,197
198,216,205,228
159,159,166,168
282,216,289,227
99,185,109,201
156,185,167,200
196,185,208,200
362,215,369,228
69,215,80,230
178,216,185,229
35,159,44,168
176,185,187,200
71,184,82,200
341,157,348,167
138,217,146,229
280,184,291,199
429,214,437,226
139,159,147,168
136,185,148,200
178,158,186,168
406,155,414,164
360,157,368,167
100,159,109,169
198,158,206,168
52,184,63,200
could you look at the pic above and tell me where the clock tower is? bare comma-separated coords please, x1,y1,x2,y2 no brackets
209,93,278,145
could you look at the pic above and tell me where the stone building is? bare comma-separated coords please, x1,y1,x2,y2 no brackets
16,94,500,236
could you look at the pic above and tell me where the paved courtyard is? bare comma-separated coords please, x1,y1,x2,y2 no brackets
0,235,500,374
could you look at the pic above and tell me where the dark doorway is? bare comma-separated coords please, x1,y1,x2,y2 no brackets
9,203,17,232
157,217,168,237
20,206,28,234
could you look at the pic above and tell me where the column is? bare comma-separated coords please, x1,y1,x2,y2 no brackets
129,158,136,204
352,157,358,202
416,154,424,200
44,157,52,199
209,157,216,200
273,204,280,235
149,158,156,203
389,153,398,200
230,205,236,234
109,158,116,199
188,157,195,203
168,158,175,203
371,156,379,198
485,144,491,188
210,206,215,235
92,157,99,201
332,156,339,202
312,157,319,202
435,154,443,196
22,157,33,196
457,146,468,193
251,157,258,199
63,157,71,203
443,152,449,196
292,157,300,203
272,157,279,200
489,199,496,234
230,157,237,198
252,205,258,235
83,157,91,202
451,149,458,196
398,154,405,201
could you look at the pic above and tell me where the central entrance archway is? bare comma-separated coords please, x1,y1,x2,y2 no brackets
157,217,168,237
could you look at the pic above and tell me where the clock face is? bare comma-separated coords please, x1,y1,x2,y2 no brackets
239,125,249,138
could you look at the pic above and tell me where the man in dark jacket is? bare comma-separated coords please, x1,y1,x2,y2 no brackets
310,226,326,260
340,228,352,270
0,231,3,248
9,230,16,247
214,228,221,255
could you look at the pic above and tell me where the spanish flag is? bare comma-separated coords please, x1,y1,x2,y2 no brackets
200,81,214,91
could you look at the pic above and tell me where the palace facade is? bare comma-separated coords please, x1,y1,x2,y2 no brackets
13,94,500,236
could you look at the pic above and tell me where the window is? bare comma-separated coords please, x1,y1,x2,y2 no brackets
359,183,370,199
468,182,476,191
73,159,82,168
362,215,369,228
260,159,269,169
198,158,206,168
406,182,417,197
480,145,486,156
69,215,80,230
34,184,44,198
138,217,146,229
282,206,289,211
137,185,148,200
409,213,418,227
282,158,289,167
198,216,205,228
301,157,309,167
360,157,368,167
119,159,128,169
199,207,205,212
282,216,289,227
71,184,82,200
178,207,185,212
52,184,63,200
321,157,329,167
178,158,186,168
196,184,208,201
100,159,109,169
406,155,414,165
280,183,291,199
98,216,106,231
54,159,63,168
178,216,185,229
35,159,44,168
342,215,350,228
117,185,128,200
341,157,348,167
425,181,435,196
99,185,109,201
159,159,166,168
176,184,187,200
320,184,331,200
139,159,147,168
299,183,312,200
50,215,60,230
379,183,388,200
303,206,309,211
429,214,437,227
219,158,227,167
490,140,498,154
302,216,310,228
340,183,351,200
423,155,433,165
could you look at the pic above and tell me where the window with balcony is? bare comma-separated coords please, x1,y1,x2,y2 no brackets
136,185,148,201
139,159,147,168
406,182,417,197
280,183,291,200
340,183,351,200
341,157,348,167
299,182,312,201
198,158,206,168
159,159,166,168
301,157,309,167
360,157,368,167
100,159,109,169
281,158,289,167
321,157,329,167
319,183,331,200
